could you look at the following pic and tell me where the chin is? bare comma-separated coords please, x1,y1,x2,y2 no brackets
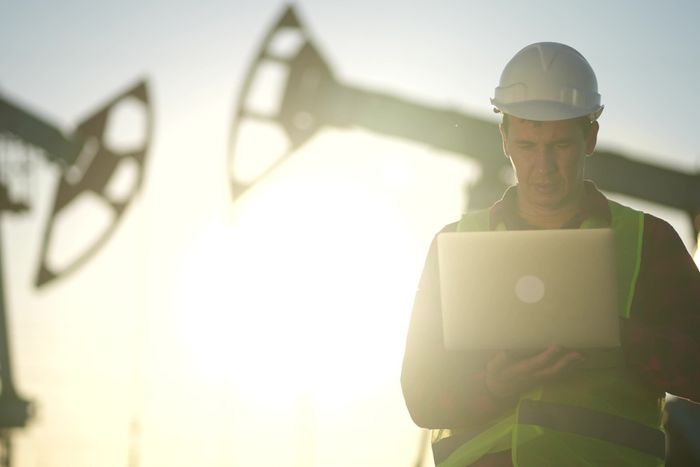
529,191,565,207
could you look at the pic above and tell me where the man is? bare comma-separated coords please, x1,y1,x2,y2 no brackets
401,42,700,467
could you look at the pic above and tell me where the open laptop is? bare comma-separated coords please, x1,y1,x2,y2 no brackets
437,228,620,351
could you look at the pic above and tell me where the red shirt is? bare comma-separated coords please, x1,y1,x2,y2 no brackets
401,182,700,466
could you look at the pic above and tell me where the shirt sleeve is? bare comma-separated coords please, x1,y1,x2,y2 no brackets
622,214,700,401
400,225,517,429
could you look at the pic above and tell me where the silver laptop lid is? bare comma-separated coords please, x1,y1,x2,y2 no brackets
437,228,620,351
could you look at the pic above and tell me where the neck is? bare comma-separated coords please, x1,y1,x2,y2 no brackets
516,193,585,229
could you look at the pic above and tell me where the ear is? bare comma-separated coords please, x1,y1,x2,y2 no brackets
499,123,510,159
585,121,599,156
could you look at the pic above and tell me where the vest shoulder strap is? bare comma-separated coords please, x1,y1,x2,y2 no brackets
457,208,491,232
608,200,645,319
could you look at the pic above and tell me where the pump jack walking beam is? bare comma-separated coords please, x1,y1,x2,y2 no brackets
229,6,700,244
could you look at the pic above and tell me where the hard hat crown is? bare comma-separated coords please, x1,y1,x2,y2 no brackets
491,42,603,121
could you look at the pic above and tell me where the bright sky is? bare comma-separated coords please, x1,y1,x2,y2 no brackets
1,1,699,466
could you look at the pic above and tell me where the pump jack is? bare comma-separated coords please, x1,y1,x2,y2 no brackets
0,79,152,467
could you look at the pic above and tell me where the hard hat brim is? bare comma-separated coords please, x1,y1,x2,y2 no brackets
492,99,603,122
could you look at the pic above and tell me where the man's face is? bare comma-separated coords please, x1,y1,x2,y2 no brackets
500,116,598,212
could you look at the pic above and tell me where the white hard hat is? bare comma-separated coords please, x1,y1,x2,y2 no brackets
491,42,603,122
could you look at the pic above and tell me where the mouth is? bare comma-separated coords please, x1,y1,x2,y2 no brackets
532,181,558,194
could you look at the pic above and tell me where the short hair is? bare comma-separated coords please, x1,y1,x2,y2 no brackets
500,114,594,137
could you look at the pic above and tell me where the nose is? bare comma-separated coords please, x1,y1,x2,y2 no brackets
533,146,556,174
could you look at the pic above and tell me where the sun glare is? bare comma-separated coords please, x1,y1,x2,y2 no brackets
174,176,418,408
167,126,472,465
175,134,439,404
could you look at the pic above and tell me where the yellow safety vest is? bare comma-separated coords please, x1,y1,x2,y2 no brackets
432,200,665,467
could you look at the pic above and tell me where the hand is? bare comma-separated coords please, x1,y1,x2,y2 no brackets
485,345,584,399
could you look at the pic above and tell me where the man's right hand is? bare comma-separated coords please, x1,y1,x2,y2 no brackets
485,345,584,399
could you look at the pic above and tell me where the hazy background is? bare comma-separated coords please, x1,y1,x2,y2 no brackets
1,1,699,466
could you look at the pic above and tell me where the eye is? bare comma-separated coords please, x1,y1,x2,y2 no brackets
555,141,572,149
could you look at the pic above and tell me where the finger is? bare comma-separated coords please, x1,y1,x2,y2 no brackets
509,345,562,374
534,352,584,379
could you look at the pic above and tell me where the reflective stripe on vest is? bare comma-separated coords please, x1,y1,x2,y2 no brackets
433,200,664,467
433,400,666,465
518,399,666,459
